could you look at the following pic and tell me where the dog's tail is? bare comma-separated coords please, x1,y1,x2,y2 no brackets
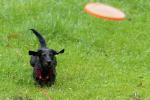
30,29,46,47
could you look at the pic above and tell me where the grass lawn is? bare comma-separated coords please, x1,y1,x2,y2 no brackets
0,0,150,99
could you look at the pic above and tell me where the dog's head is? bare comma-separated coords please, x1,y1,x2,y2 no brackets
29,48,64,68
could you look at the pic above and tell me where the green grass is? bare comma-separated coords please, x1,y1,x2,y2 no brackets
0,0,150,99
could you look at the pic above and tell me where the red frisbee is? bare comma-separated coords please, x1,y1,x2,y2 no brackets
84,3,126,21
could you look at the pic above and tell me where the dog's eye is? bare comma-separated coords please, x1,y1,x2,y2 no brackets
42,54,46,56
49,54,53,57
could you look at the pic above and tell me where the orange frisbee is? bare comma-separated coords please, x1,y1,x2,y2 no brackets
84,3,126,21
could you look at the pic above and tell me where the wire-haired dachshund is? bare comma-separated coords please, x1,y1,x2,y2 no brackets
29,29,64,86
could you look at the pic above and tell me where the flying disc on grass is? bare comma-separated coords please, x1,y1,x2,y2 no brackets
84,3,126,21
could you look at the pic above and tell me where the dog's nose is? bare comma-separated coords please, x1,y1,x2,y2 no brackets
47,60,52,64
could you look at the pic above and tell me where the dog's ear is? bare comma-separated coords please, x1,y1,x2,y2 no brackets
52,49,64,55
58,49,64,54
29,51,39,56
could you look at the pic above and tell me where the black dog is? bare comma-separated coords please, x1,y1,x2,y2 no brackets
29,29,64,86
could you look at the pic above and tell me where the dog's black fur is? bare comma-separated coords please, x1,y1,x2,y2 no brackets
29,29,64,86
